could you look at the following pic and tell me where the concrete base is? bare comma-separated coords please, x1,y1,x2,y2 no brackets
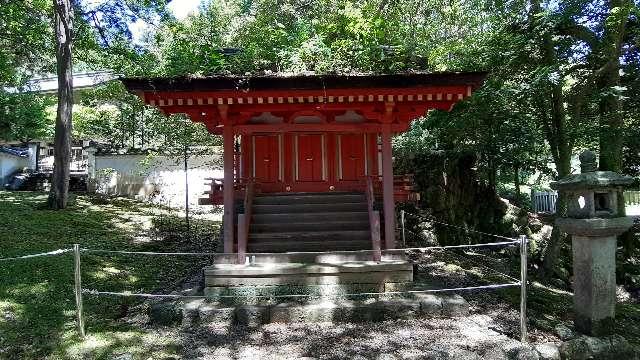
572,235,617,336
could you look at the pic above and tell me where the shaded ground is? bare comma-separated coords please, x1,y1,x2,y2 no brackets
2,191,639,359
181,316,531,360
0,191,219,359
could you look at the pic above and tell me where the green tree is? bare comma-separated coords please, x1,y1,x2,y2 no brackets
0,91,53,142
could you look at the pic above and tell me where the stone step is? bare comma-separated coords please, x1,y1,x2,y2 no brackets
250,230,371,241
252,202,367,214
204,261,413,287
253,193,365,205
182,294,470,327
248,241,371,253
250,220,370,233
252,211,369,224
208,249,408,264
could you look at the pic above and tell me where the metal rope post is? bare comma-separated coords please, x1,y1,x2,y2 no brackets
73,244,85,338
519,235,528,343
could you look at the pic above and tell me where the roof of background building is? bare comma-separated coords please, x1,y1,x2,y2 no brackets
122,72,489,93
5,71,117,94
0,147,29,158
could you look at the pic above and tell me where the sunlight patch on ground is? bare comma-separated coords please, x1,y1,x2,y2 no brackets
0,300,24,323
7,282,51,297
443,263,465,273
64,330,181,359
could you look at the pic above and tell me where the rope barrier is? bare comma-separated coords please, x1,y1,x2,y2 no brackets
82,282,521,300
445,250,522,283
82,249,219,256
0,248,72,262
80,240,521,257
401,240,520,251
406,212,520,241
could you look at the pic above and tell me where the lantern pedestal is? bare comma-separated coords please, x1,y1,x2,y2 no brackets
551,150,634,337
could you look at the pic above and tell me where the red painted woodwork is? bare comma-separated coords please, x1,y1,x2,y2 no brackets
296,134,324,182
340,134,366,181
127,73,487,253
253,135,280,183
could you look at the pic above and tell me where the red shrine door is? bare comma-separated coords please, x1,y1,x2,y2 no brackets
296,134,324,183
253,135,280,184
339,134,366,181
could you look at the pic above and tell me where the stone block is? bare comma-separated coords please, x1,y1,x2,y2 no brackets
441,295,469,317
149,301,183,326
380,298,420,320
234,305,269,327
505,344,540,360
534,343,560,360
553,324,575,341
559,335,637,360
336,300,384,322
414,294,443,316
198,304,235,325
182,299,205,327
270,301,341,323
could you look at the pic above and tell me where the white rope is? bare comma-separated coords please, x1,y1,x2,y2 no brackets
80,240,522,257
0,248,72,262
401,240,520,251
82,249,219,256
407,213,520,241
447,250,522,283
82,282,520,300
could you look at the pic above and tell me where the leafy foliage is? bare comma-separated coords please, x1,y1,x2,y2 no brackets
0,91,53,142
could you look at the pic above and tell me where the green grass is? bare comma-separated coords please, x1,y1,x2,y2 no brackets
0,191,220,359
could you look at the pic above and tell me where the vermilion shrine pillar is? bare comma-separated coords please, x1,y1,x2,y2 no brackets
222,122,235,253
381,125,395,249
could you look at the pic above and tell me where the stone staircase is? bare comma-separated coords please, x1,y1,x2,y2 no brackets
248,192,372,253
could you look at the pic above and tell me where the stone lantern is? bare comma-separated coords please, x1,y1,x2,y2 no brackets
551,150,634,336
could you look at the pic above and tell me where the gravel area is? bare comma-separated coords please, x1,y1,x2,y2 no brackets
180,315,535,360
129,248,559,359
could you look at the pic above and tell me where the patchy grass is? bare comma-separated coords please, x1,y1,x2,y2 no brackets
0,191,220,359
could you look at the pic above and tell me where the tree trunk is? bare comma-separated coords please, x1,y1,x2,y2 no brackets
48,0,73,209
597,0,630,172
530,0,573,277
513,163,521,205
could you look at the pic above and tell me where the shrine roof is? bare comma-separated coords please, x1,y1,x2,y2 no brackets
121,72,488,93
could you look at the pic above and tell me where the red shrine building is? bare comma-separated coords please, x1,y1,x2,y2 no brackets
123,73,486,265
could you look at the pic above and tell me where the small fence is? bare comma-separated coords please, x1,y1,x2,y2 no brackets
532,191,558,213
533,190,640,214
626,191,640,206
0,221,531,343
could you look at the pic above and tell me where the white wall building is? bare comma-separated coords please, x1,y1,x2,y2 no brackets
91,150,223,211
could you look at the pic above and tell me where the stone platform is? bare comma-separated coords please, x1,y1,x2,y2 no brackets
182,293,469,327
204,250,414,300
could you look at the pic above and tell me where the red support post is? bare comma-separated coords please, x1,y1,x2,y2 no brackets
222,125,235,253
365,176,382,261
381,126,396,249
237,214,247,264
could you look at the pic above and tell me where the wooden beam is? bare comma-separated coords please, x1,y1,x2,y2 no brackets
234,123,408,134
